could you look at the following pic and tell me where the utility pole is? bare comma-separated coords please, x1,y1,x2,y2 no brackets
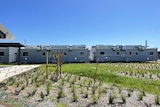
46,51,48,79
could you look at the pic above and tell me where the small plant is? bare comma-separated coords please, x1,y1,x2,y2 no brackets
118,87,122,93
157,73,160,79
137,92,143,101
142,73,144,77
40,91,44,101
150,73,152,79
155,95,160,105
79,81,83,87
102,87,107,93
121,95,126,104
128,89,131,97
80,87,84,94
16,82,19,87
27,88,36,97
26,79,29,87
88,80,91,87
97,88,102,100
109,93,115,104
142,91,146,96
71,85,75,93
36,82,42,88
91,86,96,95
83,91,88,98
46,81,51,96
57,88,64,99
66,75,70,82
72,91,78,102
99,81,102,86
31,79,33,84
86,85,89,90
91,94,98,104
70,79,75,85
21,84,25,90
56,103,66,107
78,76,81,80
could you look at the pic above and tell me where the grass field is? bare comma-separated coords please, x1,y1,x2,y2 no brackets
41,63,160,95
0,63,160,106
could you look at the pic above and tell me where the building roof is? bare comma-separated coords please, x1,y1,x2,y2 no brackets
0,43,25,47
0,24,14,40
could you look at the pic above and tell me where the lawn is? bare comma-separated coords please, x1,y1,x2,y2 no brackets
41,63,160,95
0,63,159,107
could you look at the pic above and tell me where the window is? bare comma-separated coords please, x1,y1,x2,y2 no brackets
136,52,138,55
64,52,67,56
80,52,84,56
129,52,132,55
150,52,154,55
117,52,120,55
43,52,45,56
0,52,4,56
23,52,28,56
100,52,105,55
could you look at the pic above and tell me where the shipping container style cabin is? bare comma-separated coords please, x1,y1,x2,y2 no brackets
0,43,25,64
90,45,158,62
20,45,89,64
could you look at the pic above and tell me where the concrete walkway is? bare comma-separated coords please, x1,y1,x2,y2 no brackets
0,65,40,82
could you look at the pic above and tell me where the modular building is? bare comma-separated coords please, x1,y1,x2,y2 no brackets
0,47,18,63
20,45,89,64
90,45,158,62
0,43,25,64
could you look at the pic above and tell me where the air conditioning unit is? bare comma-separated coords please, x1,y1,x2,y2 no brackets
122,46,126,51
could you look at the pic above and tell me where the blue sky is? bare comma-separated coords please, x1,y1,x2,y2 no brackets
0,0,160,49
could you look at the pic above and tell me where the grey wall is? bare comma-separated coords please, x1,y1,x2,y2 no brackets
8,47,18,63
20,48,89,64
0,47,9,63
92,48,158,62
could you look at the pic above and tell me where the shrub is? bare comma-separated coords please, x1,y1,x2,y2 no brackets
83,91,88,98
109,93,115,104
72,92,78,102
46,81,51,96
138,92,143,101
121,95,126,104
155,95,160,105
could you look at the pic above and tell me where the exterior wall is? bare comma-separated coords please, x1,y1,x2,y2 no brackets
0,47,9,63
0,45,158,64
91,45,158,62
20,49,46,64
158,51,160,59
60,49,89,63
20,46,89,64
8,47,18,63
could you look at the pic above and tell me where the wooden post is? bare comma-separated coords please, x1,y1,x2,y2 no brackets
46,51,48,79
94,58,99,85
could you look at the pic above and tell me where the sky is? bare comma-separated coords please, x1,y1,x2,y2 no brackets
0,0,160,49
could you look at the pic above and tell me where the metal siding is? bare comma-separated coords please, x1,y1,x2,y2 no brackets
0,48,9,63
20,48,89,63
92,47,158,62
8,47,18,63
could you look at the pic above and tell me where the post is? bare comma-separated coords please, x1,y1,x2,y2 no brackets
46,51,48,79
94,58,99,85
18,47,21,65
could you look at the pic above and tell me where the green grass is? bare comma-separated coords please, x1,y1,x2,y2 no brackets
40,63,160,95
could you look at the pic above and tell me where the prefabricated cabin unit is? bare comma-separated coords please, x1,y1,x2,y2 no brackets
90,45,158,62
0,47,18,63
20,45,89,64
0,43,25,64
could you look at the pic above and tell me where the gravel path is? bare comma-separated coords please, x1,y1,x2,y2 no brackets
0,65,40,82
